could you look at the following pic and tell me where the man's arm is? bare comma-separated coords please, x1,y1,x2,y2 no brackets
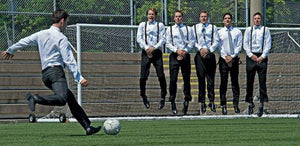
136,22,149,50
166,26,177,53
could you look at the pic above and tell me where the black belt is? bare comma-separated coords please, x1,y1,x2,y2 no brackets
42,65,62,73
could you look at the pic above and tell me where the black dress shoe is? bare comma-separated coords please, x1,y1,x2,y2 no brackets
158,99,165,109
248,102,255,115
25,93,36,112
86,126,101,135
222,105,227,115
208,102,216,112
182,100,189,115
257,103,264,117
233,105,240,113
171,102,177,115
200,103,207,114
142,96,150,109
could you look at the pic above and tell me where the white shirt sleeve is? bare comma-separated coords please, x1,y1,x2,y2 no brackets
262,27,272,59
59,37,84,83
232,30,243,58
7,32,39,54
243,27,253,58
153,23,166,49
166,26,178,53
208,25,220,52
136,22,149,50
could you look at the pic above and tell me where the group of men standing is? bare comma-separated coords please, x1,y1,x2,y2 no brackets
137,8,271,117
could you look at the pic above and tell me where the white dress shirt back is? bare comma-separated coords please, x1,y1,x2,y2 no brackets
6,26,84,83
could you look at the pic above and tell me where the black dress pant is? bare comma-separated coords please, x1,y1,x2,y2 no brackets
139,49,167,98
219,57,240,106
169,52,192,102
36,66,91,129
245,53,268,103
194,52,216,103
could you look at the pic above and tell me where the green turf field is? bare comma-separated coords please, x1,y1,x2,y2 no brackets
0,118,299,146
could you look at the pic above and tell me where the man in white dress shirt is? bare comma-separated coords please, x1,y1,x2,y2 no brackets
243,12,272,117
166,10,194,115
1,9,101,135
137,8,167,110
192,11,219,114
218,13,242,115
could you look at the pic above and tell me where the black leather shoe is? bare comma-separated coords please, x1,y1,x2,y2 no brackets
182,100,189,115
200,103,206,114
86,126,101,135
208,102,216,112
233,105,240,113
25,93,36,112
222,105,227,115
257,103,264,117
171,102,177,115
142,96,150,109
158,98,165,109
248,102,255,115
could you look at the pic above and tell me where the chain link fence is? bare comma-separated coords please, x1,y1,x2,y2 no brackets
1,0,299,52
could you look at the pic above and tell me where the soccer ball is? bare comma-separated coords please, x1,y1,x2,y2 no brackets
103,119,121,135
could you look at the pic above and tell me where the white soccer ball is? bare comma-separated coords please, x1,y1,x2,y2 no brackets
103,119,121,135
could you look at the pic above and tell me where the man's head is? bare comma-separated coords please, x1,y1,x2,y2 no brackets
174,10,183,25
52,9,69,32
253,12,262,26
147,8,158,23
223,12,232,28
199,11,209,24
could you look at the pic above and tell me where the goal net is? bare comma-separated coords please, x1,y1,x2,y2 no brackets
57,24,300,118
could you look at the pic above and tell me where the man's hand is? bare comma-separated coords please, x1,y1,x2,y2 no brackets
225,55,233,68
176,50,187,60
225,55,232,64
146,47,155,58
250,54,258,62
80,78,88,87
1,51,14,60
257,56,264,64
200,48,209,58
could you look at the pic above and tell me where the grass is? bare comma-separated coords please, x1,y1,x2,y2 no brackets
0,118,299,146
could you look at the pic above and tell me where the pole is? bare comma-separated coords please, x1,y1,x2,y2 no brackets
263,0,267,26
250,0,263,26
130,0,134,53
245,0,249,27
164,0,168,26
53,0,56,11
235,0,238,26
76,24,82,106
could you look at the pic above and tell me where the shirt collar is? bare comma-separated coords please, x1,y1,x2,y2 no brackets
202,23,209,28
254,25,262,29
225,26,233,31
50,26,61,32
148,20,156,25
175,23,184,28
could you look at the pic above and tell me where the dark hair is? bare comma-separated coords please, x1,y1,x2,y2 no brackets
174,10,183,17
223,12,232,20
147,8,158,16
199,10,209,17
52,9,69,24
253,12,262,18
